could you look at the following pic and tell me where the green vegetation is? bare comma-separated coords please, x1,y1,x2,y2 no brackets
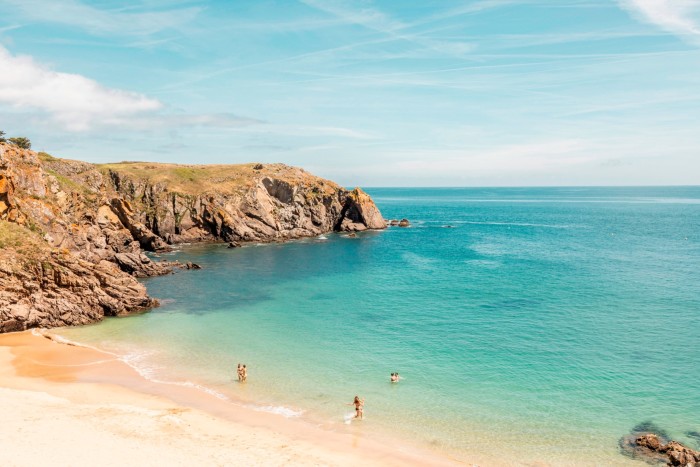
0,130,6,143
96,161,334,195
45,168,87,193
0,220,46,257
38,151,58,162
8,136,31,149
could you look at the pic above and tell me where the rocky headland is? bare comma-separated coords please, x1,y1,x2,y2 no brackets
0,143,386,332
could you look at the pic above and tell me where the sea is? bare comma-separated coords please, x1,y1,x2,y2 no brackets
57,187,700,465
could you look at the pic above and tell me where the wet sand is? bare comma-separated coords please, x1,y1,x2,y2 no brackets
0,330,470,466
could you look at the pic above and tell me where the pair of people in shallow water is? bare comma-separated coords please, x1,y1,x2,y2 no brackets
236,363,247,382
390,372,401,382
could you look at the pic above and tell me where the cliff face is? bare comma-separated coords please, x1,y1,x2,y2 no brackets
0,222,155,332
0,143,386,332
100,161,386,245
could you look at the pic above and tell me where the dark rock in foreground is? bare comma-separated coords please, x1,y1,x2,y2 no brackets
620,429,700,466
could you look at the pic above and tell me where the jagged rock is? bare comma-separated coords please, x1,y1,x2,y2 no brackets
636,434,662,451
389,219,399,226
113,252,174,278
104,165,384,243
0,232,156,332
399,218,410,227
661,441,700,466
227,241,241,248
184,262,202,270
0,143,386,333
621,430,700,466
338,188,387,232
110,198,170,252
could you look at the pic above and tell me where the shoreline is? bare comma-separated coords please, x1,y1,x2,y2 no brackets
0,330,472,466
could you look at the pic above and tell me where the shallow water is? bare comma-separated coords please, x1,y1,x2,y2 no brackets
59,187,700,465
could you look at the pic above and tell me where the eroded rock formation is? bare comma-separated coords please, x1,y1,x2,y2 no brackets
0,143,386,332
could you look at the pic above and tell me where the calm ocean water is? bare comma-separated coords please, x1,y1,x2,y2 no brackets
59,187,700,465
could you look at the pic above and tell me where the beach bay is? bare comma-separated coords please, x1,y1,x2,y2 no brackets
47,186,700,465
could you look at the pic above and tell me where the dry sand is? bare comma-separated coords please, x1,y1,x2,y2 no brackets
0,331,467,466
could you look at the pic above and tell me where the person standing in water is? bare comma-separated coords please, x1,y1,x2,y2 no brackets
237,363,243,382
241,364,248,382
348,395,365,419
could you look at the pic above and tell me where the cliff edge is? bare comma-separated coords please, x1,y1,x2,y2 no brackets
0,143,386,332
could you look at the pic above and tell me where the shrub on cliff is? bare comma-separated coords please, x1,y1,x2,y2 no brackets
0,130,6,143
8,137,31,149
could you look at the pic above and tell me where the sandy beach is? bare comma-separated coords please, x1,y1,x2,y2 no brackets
0,331,467,467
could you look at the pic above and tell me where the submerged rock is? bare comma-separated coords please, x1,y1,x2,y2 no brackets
398,218,410,227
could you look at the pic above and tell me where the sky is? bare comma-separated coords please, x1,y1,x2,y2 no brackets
0,0,699,187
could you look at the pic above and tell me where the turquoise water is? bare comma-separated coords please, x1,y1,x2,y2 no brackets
59,187,700,464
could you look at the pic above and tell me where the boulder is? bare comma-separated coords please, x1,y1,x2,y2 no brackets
398,218,410,227
621,430,700,466
636,434,661,451
338,188,387,231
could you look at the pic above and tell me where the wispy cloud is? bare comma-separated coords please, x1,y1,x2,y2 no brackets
299,0,477,57
105,113,264,131
0,45,161,131
2,0,201,37
0,25,23,33
619,0,700,43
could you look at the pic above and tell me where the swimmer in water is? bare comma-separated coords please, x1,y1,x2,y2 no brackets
390,372,399,383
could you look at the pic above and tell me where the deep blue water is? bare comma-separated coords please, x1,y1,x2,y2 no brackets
60,187,700,464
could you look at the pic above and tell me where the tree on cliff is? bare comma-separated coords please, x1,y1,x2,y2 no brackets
0,130,6,143
8,137,31,149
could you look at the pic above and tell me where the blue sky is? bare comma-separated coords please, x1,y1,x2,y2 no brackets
0,0,698,186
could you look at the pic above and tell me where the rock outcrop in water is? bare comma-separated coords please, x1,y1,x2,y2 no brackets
0,143,386,332
620,426,700,466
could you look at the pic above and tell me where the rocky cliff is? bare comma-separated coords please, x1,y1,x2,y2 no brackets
0,143,386,332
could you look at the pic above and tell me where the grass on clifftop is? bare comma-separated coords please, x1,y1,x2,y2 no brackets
0,220,48,258
97,162,340,195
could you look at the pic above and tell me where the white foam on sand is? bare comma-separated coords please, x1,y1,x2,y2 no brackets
249,404,304,418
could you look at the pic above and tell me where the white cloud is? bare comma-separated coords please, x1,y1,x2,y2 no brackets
0,45,162,131
2,0,201,37
619,0,700,43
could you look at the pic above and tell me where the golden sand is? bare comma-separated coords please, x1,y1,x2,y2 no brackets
0,331,466,466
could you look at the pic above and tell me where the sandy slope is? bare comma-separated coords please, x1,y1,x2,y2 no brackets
0,331,465,467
